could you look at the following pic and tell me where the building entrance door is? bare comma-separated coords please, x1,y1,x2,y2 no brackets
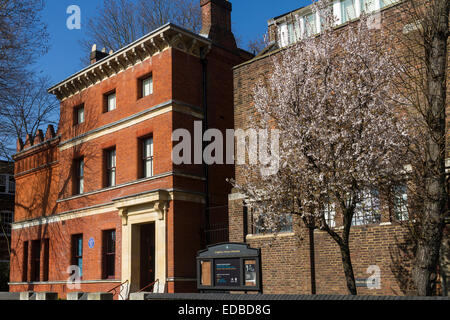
139,223,155,290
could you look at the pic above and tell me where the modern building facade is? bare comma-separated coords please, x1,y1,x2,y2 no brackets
9,0,252,298
0,160,15,291
228,0,449,296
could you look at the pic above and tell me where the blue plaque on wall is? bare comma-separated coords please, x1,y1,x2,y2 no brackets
88,237,95,249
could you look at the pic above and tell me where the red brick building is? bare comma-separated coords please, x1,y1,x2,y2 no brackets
9,0,252,298
228,0,449,296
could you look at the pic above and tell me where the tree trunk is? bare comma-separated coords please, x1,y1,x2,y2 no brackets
323,207,357,295
339,243,357,295
412,0,448,296
413,240,441,295
440,234,449,296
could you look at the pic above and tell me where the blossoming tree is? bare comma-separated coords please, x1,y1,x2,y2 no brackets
231,1,411,295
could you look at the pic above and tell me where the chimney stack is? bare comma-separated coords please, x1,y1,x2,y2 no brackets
200,0,236,50
90,44,109,64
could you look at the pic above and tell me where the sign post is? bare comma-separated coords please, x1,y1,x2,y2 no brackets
196,243,261,293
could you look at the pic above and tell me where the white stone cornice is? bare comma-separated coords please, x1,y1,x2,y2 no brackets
132,47,144,62
48,23,212,101
77,75,88,87
171,33,183,47
122,51,132,66
188,39,198,55
84,73,95,86
151,38,162,53
107,60,119,75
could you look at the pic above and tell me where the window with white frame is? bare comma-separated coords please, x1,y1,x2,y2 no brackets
360,0,380,13
288,20,302,45
75,158,84,195
105,148,116,187
74,104,85,125
278,22,289,47
142,76,153,97
141,137,154,178
352,189,381,226
380,0,399,8
0,211,13,236
304,12,318,37
288,22,295,45
322,202,336,228
341,0,358,23
253,212,293,234
278,17,302,48
106,92,116,112
275,0,401,46
393,185,409,221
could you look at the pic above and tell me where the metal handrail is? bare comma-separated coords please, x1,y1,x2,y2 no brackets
108,279,160,300
137,279,159,293
108,279,129,300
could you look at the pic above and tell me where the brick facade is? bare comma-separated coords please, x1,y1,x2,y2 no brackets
229,1,449,296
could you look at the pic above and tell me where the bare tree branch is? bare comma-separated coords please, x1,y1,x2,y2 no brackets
79,0,201,65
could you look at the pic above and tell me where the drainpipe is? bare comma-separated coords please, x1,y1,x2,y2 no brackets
201,50,210,245
243,203,248,243
309,226,316,295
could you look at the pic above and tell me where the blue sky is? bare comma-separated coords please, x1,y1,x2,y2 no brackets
37,0,312,86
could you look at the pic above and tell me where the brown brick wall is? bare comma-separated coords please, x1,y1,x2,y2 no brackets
243,224,413,295
9,210,122,298
229,2,449,296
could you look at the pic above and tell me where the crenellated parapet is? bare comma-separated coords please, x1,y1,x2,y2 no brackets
14,124,60,176
16,125,58,153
